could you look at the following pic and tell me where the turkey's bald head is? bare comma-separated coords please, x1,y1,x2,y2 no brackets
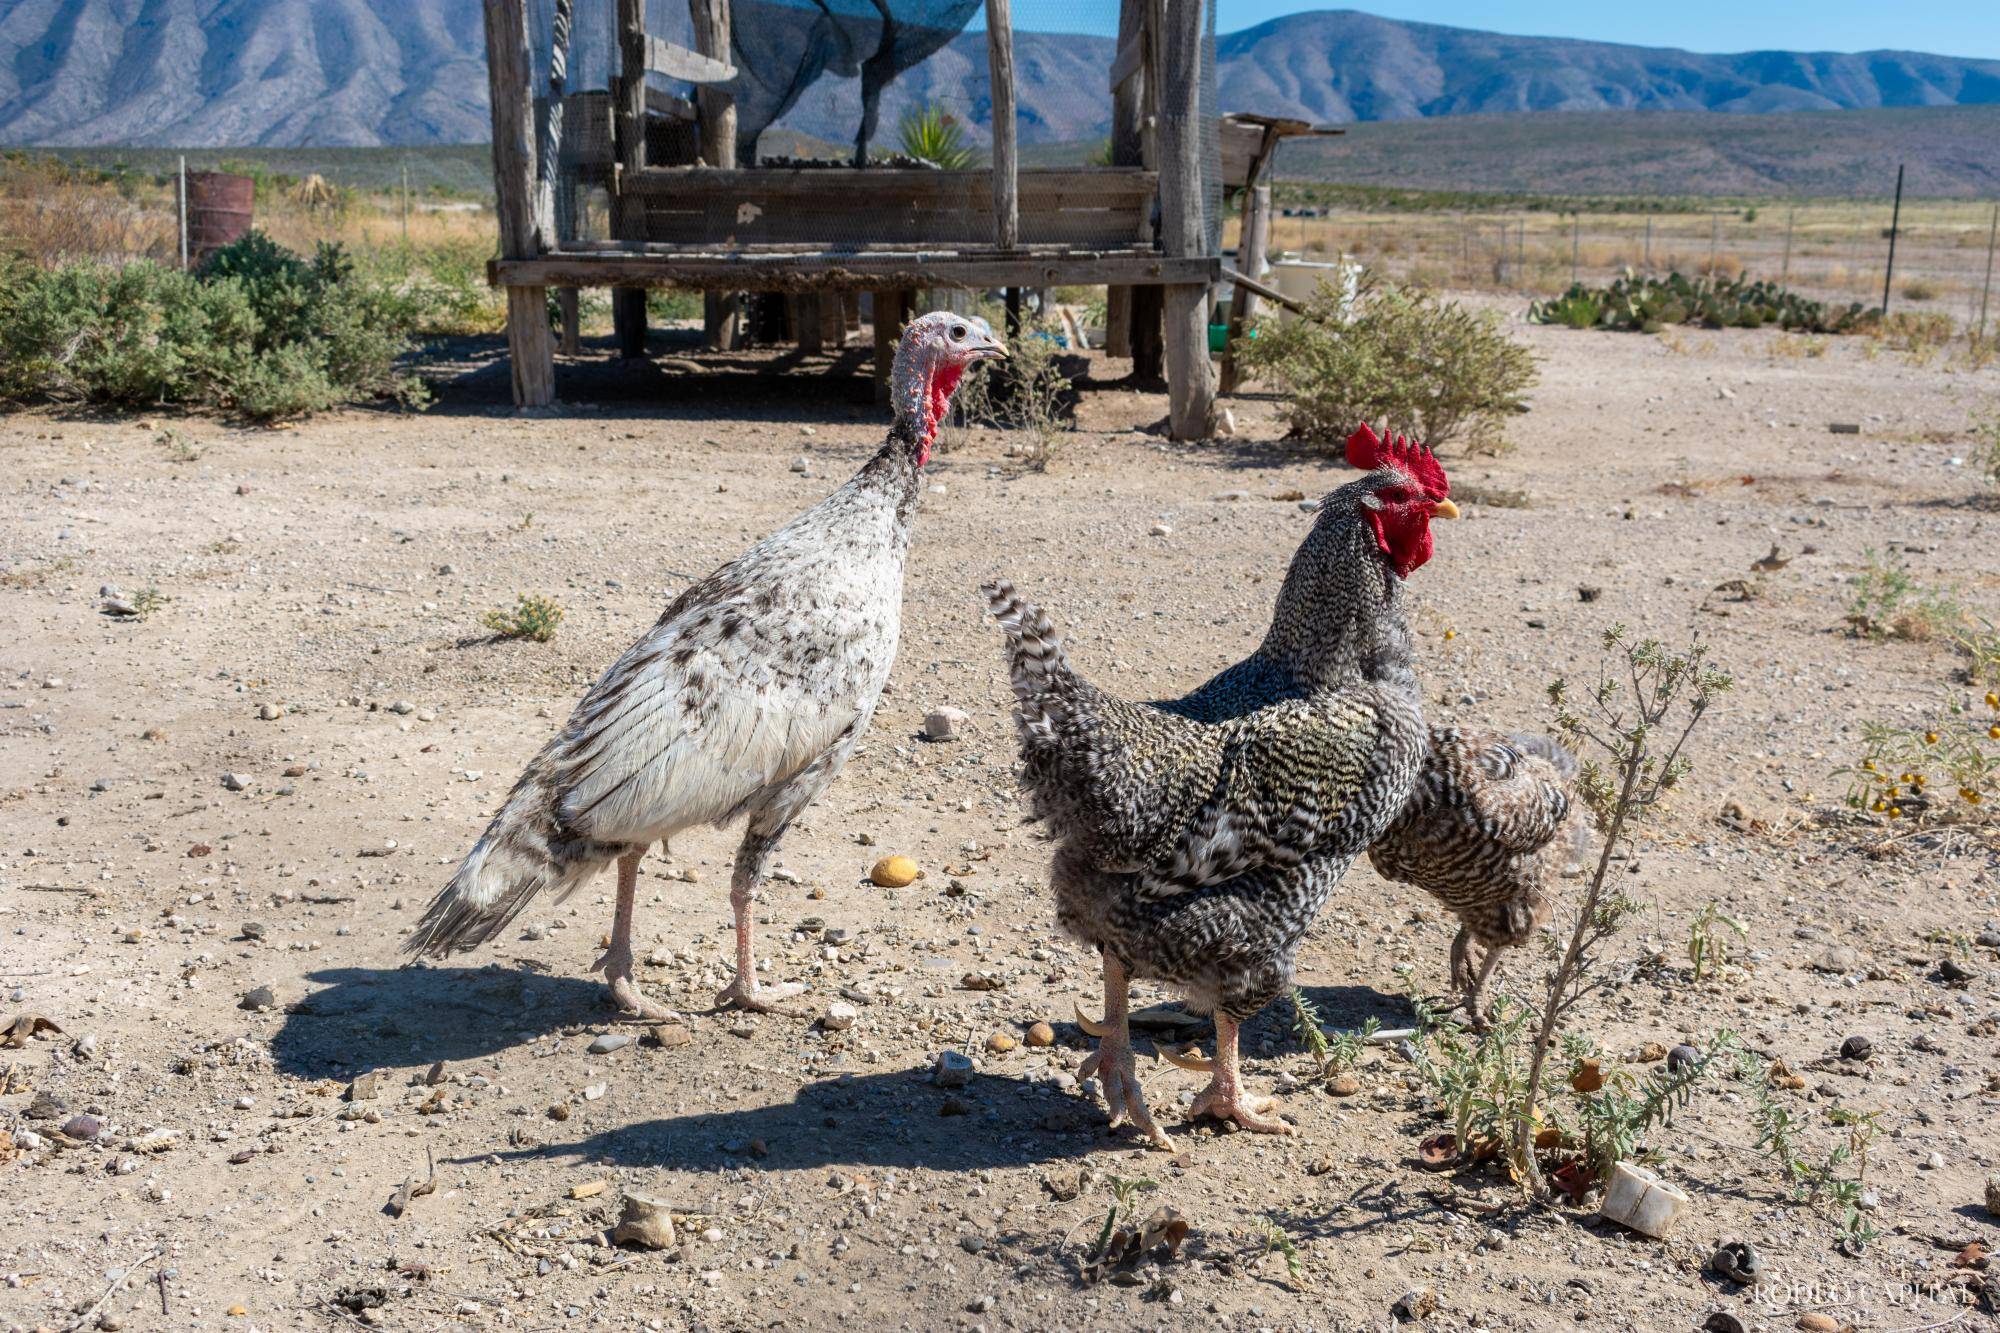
891,311,1008,464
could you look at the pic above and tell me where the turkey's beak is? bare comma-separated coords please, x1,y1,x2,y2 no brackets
971,338,1009,363
1432,498,1461,520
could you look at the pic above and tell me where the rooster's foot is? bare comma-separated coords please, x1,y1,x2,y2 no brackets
1188,1078,1294,1136
714,976,805,1015
1077,1034,1176,1152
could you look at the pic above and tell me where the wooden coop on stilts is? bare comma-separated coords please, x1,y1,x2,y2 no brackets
479,0,1222,438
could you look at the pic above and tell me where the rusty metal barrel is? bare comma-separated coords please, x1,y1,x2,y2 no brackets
185,171,254,265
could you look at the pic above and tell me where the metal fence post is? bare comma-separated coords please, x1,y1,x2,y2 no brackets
178,155,188,271
1979,201,1997,340
1881,163,1904,315
1781,208,1793,287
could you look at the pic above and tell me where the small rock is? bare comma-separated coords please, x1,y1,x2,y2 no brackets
240,921,266,941
1985,1175,2000,1218
101,598,137,617
610,1192,677,1250
789,456,811,474
939,1095,974,1116
1839,1034,1873,1062
1828,422,1861,435
1922,1151,1945,1171
257,703,284,721
933,1050,974,1088
869,855,919,888
1391,1289,1436,1323
221,773,253,792
820,1002,858,1032
1937,957,1974,984
1328,1072,1361,1096
387,700,415,715
1798,1314,1841,1332
644,1023,692,1050
1024,1021,1055,1048
1636,1041,1668,1062
587,1033,634,1055
1149,523,1173,537
1667,1044,1701,1073
347,1072,380,1101
986,1031,1016,1054
1812,945,1861,974
1212,489,1249,502
63,1115,102,1141
239,985,277,1012
922,706,969,741
1710,1240,1763,1284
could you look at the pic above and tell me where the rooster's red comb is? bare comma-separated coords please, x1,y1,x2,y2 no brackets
1346,423,1448,500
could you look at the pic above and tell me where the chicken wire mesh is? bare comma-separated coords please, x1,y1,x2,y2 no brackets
524,0,1219,252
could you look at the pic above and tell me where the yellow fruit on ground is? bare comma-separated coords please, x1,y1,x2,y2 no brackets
869,855,920,888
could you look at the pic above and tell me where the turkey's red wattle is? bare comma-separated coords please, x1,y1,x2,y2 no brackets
917,362,966,466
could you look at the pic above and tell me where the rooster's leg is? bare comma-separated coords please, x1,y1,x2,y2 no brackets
1462,940,1507,1033
595,851,677,1021
1186,1015,1294,1136
1075,955,1175,1151
714,826,805,1014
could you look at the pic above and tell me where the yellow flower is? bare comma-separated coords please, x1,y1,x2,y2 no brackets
1923,731,1939,745
1870,799,1886,812
1989,724,2000,740
1961,787,1980,803
1986,691,1999,710
1443,629,1456,640
1886,805,1902,819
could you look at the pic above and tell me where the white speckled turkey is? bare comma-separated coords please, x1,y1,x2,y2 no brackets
405,312,1005,1017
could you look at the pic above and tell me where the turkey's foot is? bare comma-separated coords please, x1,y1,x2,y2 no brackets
713,975,806,1015
1077,1030,1176,1152
1187,1071,1294,1136
593,946,678,1021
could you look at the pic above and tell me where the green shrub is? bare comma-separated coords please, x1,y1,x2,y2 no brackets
0,231,430,420
484,594,564,643
1529,268,1868,335
1234,280,1536,452
896,102,976,170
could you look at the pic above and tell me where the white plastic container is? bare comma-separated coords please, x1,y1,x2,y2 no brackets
1598,1161,1691,1238
1271,257,1362,326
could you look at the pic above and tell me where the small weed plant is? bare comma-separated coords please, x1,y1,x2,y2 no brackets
484,594,564,643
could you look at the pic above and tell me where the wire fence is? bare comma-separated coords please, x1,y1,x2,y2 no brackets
1259,198,2000,334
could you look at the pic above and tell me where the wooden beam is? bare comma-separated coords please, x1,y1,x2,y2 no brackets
1108,35,1143,91
1223,262,1312,317
1218,185,1268,395
873,289,913,403
645,35,736,84
644,87,698,122
613,0,648,358
687,0,742,349
483,0,553,406
1158,0,1215,440
985,0,1018,251
1106,0,1148,363
492,252,1217,290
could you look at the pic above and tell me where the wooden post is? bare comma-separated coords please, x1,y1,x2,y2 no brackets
484,0,555,407
794,293,824,354
1219,181,1268,396
819,293,847,349
1158,0,1214,440
1104,0,1146,359
1978,201,1997,340
986,0,1019,251
873,290,913,402
690,0,742,350
1126,0,1166,380
557,288,581,354
611,0,649,359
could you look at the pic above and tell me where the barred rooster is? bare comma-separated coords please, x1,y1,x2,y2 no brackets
1368,728,1589,1029
405,312,1005,1017
986,425,1456,1147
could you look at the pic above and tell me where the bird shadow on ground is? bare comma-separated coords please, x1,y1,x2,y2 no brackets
491,1068,1132,1174
1292,981,1414,1033
271,964,609,1080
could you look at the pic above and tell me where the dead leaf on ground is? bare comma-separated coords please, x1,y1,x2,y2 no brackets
2,1015,62,1049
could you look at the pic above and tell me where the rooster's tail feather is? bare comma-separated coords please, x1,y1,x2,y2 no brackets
982,578,1076,749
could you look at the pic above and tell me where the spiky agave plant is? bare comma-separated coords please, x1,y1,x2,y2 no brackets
897,102,976,170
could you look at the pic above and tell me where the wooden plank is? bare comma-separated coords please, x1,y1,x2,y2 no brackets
986,0,1018,251
491,252,1218,291
690,0,741,349
1218,184,1268,395
873,289,913,403
1159,0,1215,440
483,0,553,406
613,0,648,359
1223,262,1310,317
1106,0,1148,361
645,35,736,83
1108,34,1143,90
645,87,698,122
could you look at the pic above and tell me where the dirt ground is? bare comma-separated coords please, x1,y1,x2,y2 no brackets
1,314,1997,1333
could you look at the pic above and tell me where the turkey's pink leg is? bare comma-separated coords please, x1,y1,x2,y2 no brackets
1075,954,1174,1151
1187,1015,1293,1135
714,829,805,1014
594,851,676,1020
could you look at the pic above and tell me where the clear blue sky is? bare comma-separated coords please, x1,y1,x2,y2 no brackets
1210,1,1999,57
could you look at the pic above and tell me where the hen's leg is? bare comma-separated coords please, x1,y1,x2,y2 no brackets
715,825,805,1014
1075,954,1174,1151
1448,924,1478,994
594,851,676,1020
1187,1015,1294,1135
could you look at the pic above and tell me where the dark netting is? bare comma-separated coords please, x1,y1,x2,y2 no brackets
525,0,1219,252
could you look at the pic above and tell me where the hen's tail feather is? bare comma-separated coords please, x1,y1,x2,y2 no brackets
1507,731,1595,873
403,759,628,959
1507,731,1578,779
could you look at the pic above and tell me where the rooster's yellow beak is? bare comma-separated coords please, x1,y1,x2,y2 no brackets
1433,498,1461,520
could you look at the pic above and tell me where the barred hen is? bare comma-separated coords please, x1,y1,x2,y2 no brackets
405,312,1005,1017
986,425,1456,1146
1368,728,1590,1029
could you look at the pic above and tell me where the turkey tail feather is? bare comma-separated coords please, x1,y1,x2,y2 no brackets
403,760,623,959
